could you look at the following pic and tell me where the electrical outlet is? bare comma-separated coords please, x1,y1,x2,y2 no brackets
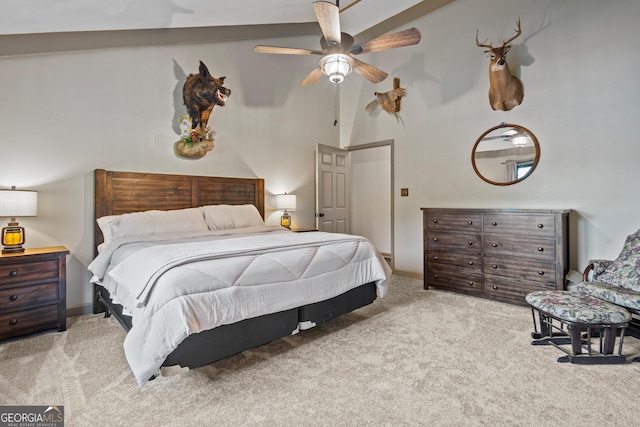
400,188,409,197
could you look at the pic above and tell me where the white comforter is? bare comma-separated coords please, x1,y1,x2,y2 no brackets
88,226,391,385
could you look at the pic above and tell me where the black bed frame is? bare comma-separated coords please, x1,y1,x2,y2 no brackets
92,169,378,378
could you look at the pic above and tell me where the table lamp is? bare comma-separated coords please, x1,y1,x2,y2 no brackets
275,193,296,229
0,186,38,254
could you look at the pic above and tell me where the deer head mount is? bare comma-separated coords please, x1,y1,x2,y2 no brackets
476,18,524,111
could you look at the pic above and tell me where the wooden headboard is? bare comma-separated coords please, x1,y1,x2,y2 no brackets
94,169,264,248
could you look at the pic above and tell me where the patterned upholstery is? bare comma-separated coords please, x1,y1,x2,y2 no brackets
577,229,640,313
590,229,640,292
526,290,631,325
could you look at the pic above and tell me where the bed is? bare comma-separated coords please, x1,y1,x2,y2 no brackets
89,169,391,386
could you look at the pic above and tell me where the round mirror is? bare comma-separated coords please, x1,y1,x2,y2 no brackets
471,123,540,186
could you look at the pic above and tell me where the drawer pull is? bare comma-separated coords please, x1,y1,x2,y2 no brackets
538,271,545,275
432,219,438,223
468,261,474,266
434,274,439,279
432,238,438,242
492,285,498,290
9,295,18,302
468,281,474,286
491,222,497,226
492,264,498,269
538,247,544,252
9,319,18,326
538,224,544,229
491,243,498,247
433,256,438,260
468,241,473,246
468,220,473,225
9,270,17,278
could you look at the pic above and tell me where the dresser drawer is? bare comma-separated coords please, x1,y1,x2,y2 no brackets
425,231,482,252
427,251,482,271
483,214,555,237
483,236,556,261
484,258,556,283
425,212,482,232
0,282,58,312
484,277,557,305
0,260,59,286
0,304,59,340
425,266,482,295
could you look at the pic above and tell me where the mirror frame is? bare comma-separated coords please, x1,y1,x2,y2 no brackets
471,123,540,186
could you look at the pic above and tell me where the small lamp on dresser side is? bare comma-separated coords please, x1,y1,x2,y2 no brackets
275,193,296,229
0,186,38,253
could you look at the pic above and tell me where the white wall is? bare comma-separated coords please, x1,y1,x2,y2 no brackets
2,0,639,309
341,0,640,275
0,34,339,309
350,145,391,254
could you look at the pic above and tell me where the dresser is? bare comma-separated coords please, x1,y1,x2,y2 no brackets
0,246,69,340
422,208,570,306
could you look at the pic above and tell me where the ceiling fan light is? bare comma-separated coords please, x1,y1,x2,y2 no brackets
320,54,354,84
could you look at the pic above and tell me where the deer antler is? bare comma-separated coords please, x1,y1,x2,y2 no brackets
502,17,522,46
475,30,492,49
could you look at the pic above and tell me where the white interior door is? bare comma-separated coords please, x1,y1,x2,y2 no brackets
316,144,350,233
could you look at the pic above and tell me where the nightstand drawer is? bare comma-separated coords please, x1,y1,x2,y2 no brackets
0,282,58,312
0,304,59,340
0,260,59,286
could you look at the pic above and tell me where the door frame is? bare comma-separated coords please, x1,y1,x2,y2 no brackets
316,140,394,269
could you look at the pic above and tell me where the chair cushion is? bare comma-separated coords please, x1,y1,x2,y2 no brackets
591,229,640,292
525,290,631,325
575,281,640,312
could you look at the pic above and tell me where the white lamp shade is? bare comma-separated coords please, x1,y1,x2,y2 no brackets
0,188,38,217
275,194,296,211
320,54,354,84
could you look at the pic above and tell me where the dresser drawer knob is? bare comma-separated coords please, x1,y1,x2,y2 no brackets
492,285,498,290
491,243,498,247
492,264,498,269
9,270,17,278
491,222,497,226
432,219,438,223
468,261,474,266
9,295,18,302
434,274,439,279
9,319,18,326
468,220,473,225
468,241,473,246
537,224,544,229
433,256,438,260
432,238,438,242
468,281,474,286
538,271,545,275
538,247,544,252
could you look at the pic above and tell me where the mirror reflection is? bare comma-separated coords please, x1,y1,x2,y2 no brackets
471,123,540,186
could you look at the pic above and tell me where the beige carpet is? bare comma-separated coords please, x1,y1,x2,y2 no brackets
2,275,640,426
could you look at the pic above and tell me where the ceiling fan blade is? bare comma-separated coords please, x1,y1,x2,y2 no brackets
353,58,388,83
313,1,341,47
300,67,325,86
350,28,422,55
254,45,323,55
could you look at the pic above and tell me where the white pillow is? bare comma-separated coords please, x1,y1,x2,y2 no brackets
96,214,122,244
200,204,264,230
98,207,209,243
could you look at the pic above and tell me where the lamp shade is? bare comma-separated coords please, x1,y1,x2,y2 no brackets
320,54,354,84
275,194,296,211
0,187,38,217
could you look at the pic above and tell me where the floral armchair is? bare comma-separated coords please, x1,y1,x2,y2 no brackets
575,229,640,315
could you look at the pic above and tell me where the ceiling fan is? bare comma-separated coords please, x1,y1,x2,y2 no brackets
254,1,421,86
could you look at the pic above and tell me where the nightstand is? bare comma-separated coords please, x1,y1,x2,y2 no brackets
0,246,69,340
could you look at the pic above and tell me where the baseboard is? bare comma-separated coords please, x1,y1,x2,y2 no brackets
67,303,93,318
392,270,423,280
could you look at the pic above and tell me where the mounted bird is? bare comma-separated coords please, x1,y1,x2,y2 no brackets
254,1,421,86
365,85,407,120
